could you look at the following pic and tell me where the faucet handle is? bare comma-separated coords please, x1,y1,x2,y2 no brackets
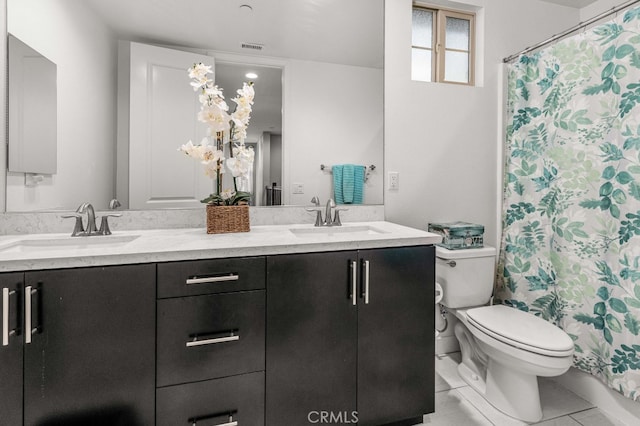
99,214,122,236
305,207,324,227
333,208,348,226
61,213,85,236
310,196,320,207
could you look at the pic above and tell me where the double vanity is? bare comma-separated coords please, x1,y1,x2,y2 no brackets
0,221,440,426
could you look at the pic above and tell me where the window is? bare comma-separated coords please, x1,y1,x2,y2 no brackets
412,5,475,85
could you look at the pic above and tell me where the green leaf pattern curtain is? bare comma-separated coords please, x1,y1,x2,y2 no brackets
497,7,640,400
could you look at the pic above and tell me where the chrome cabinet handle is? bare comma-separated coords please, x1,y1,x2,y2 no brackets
24,286,39,344
363,260,370,304
25,285,32,344
186,274,239,285
190,411,237,426
186,331,239,347
2,288,9,346
351,260,357,306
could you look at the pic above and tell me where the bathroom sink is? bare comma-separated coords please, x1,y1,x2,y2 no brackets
0,234,140,254
289,225,387,237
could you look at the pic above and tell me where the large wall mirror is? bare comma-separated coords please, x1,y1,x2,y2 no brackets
3,0,383,212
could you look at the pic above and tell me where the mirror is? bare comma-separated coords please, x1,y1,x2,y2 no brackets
4,0,383,212
8,34,57,176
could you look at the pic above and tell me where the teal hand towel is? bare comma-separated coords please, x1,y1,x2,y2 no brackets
353,165,365,204
334,164,365,204
343,164,355,203
333,165,344,204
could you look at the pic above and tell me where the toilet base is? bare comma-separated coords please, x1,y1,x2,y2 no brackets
485,358,542,422
458,358,543,422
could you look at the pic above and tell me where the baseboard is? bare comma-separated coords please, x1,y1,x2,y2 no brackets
554,367,640,425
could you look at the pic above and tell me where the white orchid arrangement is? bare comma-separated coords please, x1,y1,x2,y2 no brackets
179,63,255,205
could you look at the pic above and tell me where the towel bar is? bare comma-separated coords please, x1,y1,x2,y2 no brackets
320,164,376,183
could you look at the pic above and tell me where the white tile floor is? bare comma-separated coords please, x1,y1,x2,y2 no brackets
419,353,627,426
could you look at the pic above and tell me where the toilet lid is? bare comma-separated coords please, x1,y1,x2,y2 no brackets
466,305,574,357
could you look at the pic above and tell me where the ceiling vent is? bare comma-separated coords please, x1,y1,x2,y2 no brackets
241,42,264,51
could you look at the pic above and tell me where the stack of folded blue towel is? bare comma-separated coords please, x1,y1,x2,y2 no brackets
333,164,365,204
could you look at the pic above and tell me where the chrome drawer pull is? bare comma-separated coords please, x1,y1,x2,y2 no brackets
186,274,239,285
186,331,240,347
190,411,237,426
215,421,238,426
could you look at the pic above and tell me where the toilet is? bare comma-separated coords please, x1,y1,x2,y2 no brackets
436,245,574,422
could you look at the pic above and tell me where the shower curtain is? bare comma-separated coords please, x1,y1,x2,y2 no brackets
497,6,640,400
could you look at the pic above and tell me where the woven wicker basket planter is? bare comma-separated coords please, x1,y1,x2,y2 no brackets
206,204,250,234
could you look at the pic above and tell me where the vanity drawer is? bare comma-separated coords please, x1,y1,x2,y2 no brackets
157,290,265,387
156,371,264,426
157,256,265,298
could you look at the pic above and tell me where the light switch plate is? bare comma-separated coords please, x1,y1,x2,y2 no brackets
292,183,305,194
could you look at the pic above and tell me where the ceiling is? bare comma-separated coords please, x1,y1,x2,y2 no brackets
83,0,384,69
537,0,599,8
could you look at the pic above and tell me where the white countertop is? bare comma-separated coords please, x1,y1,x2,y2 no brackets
0,221,441,272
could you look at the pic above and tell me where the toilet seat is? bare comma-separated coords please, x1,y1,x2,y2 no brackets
466,305,574,357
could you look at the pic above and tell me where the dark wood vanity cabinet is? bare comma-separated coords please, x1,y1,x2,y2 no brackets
0,264,156,426
1,244,434,425
266,245,435,426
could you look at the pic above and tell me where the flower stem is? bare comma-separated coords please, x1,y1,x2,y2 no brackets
215,131,224,200
229,124,238,192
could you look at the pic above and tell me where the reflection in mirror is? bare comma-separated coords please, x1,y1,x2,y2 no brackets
8,34,57,176
4,0,383,212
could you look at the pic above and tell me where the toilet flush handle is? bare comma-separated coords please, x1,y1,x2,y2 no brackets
446,260,456,267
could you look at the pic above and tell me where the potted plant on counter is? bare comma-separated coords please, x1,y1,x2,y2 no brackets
179,62,255,234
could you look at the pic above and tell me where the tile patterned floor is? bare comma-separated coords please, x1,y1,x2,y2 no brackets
419,353,627,426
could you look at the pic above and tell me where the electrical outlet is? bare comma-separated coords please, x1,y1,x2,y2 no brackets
292,183,305,194
388,172,399,190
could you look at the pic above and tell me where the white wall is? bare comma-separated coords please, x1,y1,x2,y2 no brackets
285,59,384,206
580,0,623,20
384,0,578,248
6,0,116,211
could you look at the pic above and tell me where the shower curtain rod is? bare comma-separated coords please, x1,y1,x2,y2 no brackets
503,0,640,63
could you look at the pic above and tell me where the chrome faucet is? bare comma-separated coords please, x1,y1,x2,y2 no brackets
61,203,121,236
305,197,347,227
77,202,99,235
109,198,122,210
324,199,336,226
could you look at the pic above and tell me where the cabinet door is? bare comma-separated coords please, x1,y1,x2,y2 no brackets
357,246,435,426
23,264,156,426
0,273,23,425
266,252,358,426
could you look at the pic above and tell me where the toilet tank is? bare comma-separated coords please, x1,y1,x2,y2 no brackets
436,246,496,309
